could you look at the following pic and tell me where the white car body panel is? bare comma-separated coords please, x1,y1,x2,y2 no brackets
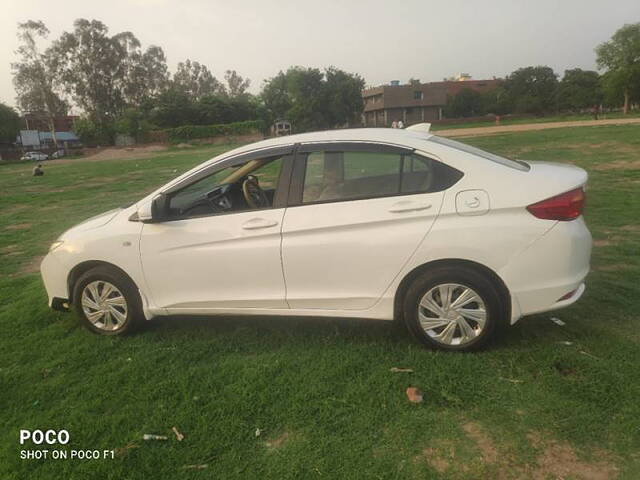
40,127,592,329
281,191,444,310
140,208,287,310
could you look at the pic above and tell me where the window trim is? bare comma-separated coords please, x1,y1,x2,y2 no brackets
297,141,412,155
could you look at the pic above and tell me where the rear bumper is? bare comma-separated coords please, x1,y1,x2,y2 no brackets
501,217,592,322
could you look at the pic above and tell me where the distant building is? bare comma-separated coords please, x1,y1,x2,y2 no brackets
362,83,448,127
431,78,502,98
362,77,502,127
17,130,81,149
443,73,472,82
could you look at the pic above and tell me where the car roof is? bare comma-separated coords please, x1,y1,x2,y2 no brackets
214,128,434,161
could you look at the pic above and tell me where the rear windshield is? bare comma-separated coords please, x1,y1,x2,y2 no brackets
429,135,530,171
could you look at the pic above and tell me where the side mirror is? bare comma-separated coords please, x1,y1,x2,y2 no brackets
135,194,169,223
150,193,170,223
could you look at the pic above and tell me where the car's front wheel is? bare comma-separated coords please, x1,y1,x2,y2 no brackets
403,266,505,351
72,266,144,335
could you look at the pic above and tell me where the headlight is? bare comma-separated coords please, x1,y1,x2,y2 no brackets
49,240,64,252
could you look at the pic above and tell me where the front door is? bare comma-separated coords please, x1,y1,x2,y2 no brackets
140,153,291,311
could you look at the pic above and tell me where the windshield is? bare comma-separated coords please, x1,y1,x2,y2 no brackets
429,135,530,171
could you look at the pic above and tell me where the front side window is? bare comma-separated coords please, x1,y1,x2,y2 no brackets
166,155,284,219
300,150,462,204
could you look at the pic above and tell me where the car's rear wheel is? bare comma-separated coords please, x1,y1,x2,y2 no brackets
72,266,144,335
403,266,504,351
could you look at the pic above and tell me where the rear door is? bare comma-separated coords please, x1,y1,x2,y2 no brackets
281,143,460,311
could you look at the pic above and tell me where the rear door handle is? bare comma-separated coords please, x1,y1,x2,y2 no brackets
241,218,279,230
388,201,432,213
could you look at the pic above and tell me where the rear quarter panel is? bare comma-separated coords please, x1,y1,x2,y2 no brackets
376,143,588,322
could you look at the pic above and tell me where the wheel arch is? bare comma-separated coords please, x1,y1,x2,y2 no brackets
68,260,137,302
393,258,511,322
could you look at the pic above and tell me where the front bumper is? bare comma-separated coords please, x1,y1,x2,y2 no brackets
40,253,70,309
51,297,70,312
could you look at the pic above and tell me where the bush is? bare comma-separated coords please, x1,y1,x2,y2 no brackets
115,108,152,142
73,117,115,146
146,90,261,128
159,120,263,143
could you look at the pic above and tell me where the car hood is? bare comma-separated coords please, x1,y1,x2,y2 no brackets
61,208,121,237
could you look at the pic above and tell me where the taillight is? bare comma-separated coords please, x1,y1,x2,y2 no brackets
526,187,585,221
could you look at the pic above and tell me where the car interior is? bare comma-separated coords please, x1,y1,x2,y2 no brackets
302,152,450,204
167,156,282,219
163,150,462,220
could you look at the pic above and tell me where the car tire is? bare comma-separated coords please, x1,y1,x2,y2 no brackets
403,266,505,351
72,266,145,336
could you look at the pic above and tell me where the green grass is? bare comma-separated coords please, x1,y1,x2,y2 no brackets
430,110,640,131
1,127,639,479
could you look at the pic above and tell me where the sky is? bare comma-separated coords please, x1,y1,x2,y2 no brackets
2,0,639,110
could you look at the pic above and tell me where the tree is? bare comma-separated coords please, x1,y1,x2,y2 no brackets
445,88,484,117
323,67,365,127
596,23,640,113
73,116,113,146
280,67,325,132
601,68,640,108
0,102,21,143
146,87,260,128
260,66,365,132
49,19,170,143
173,60,224,100
114,33,169,107
479,86,510,115
147,88,196,128
12,21,69,146
224,70,250,98
260,71,291,124
49,19,127,128
408,78,421,85
115,108,152,142
503,66,559,114
558,69,603,111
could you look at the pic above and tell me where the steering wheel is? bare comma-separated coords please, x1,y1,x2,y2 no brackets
242,175,269,209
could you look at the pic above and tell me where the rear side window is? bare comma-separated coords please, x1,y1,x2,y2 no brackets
400,155,463,194
301,150,462,204
429,135,530,171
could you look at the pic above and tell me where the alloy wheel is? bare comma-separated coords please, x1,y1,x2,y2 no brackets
81,280,128,332
418,283,487,346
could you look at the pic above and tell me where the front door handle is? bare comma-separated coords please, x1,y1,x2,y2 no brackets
241,218,279,230
388,201,432,213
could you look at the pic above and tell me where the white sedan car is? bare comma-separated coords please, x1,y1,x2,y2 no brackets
41,126,592,351
21,151,49,161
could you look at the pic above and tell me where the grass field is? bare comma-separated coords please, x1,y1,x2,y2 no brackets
1,126,639,479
